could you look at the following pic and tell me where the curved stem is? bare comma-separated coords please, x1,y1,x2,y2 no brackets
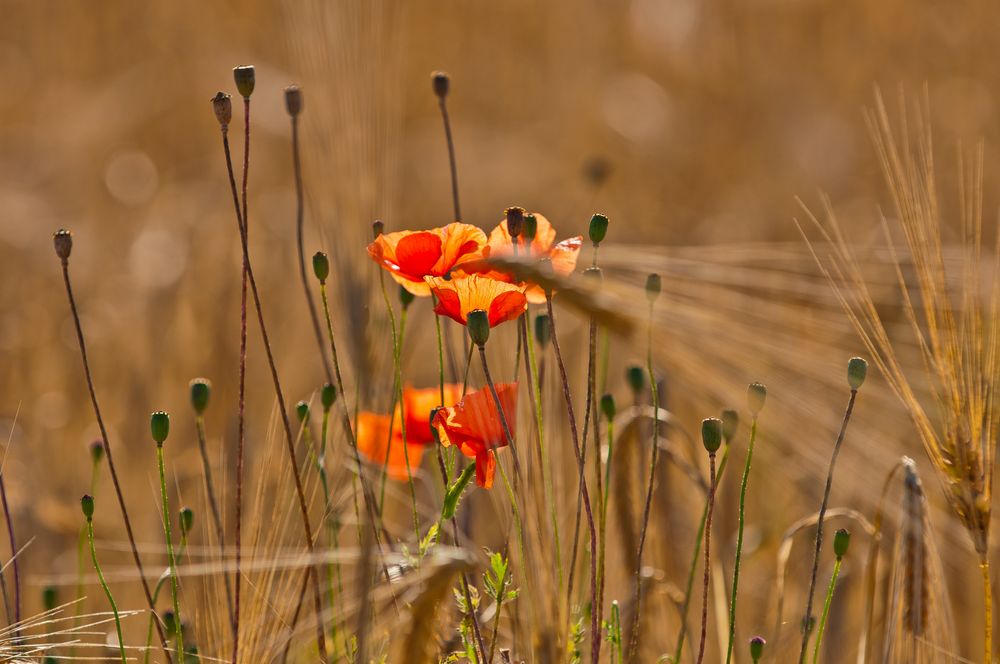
87,517,127,664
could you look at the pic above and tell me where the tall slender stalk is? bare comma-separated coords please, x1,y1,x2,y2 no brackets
811,529,849,664
53,229,171,662
0,470,19,634
696,418,723,664
81,495,127,664
151,412,184,659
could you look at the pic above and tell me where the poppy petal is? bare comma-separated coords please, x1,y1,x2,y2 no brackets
475,450,496,488
488,290,529,327
395,232,442,278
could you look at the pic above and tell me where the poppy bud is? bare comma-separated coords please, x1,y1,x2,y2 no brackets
701,417,723,453
81,494,94,520
53,229,73,262
232,65,255,99
284,85,303,116
467,309,490,347
505,207,524,239
626,365,645,395
179,507,194,536
600,393,616,421
534,314,551,349
523,214,538,242
190,378,211,415
211,92,232,128
321,383,336,411
372,220,384,239
749,636,766,662
163,610,178,635
42,585,58,611
847,357,868,390
399,284,415,310
89,440,104,464
312,251,330,284
645,273,662,302
432,71,450,99
589,214,609,245
584,266,603,283
721,409,739,443
295,400,310,422
747,382,767,415
151,411,170,444
833,528,850,558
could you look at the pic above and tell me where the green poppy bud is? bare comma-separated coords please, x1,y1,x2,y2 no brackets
505,206,524,239
372,220,384,239
179,507,194,536
321,383,336,411
749,636,766,662
467,309,490,347
589,213,609,245
80,494,94,520
295,400,310,422
150,411,170,444
600,393,616,421
284,85,303,116
848,357,868,390
53,229,73,262
89,440,104,464
645,273,661,302
701,417,723,453
312,251,330,284
432,71,450,99
211,92,232,128
399,284,415,310
232,65,255,99
534,314,551,349
721,409,739,443
190,378,211,415
833,528,851,558
42,585,58,611
626,365,645,395
747,382,767,415
523,214,538,242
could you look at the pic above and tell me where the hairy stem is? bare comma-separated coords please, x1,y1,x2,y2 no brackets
695,452,718,664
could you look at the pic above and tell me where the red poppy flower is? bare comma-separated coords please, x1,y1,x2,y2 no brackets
355,384,464,481
425,275,527,328
432,382,518,488
367,223,487,296
477,212,582,303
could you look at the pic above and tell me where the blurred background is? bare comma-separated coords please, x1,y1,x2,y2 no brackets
1,0,999,661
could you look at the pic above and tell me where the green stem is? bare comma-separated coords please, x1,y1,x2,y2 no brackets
379,308,407,513
811,557,842,664
726,415,759,663
156,444,184,659
87,517,127,664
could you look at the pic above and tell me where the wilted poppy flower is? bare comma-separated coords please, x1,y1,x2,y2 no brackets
425,274,527,328
355,384,463,481
367,222,487,296
432,382,518,488
477,212,582,303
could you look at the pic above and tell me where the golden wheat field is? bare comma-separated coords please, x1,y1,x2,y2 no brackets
2,1,1000,663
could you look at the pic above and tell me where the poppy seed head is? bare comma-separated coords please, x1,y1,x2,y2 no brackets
467,309,490,347
833,528,851,558
232,65,255,99
150,411,170,444
600,393,616,421
523,214,538,242
179,507,194,536
321,383,336,411
747,382,767,416
211,92,232,128
312,252,330,284
645,273,662,302
432,71,450,98
284,85,303,116
80,494,94,520
847,357,868,390
372,220,384,239
53,229,73,262
505,207,525,239
589,213,609,245
189,378,211,415
701,417,723,453
721,409,739,443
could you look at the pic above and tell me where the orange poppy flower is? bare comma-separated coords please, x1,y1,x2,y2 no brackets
432,382,518,488
356,384,464,481
367,223,487,296
425,275,527,328
478,212,582,303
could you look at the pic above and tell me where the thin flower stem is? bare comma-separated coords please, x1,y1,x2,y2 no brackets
798,389,858,663
86,516,127,664
673,445,731,664
695,452,718,664
156,444,184,659
0,472,19,634
628,300,659,660
320,404,346,661
543,295,600,664
194,414,234,632
144,535,190,664
726,415,759,664
58,257,171,662
74,456,101,645
379,307,407,514
437,95,461,222
223,114,328,663
291,112,334,385
811,556,842,664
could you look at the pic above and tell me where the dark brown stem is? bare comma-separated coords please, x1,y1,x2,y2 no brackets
58,259,171,662
291,113,334,384
543,296,600,664
194,415,235,631
437,97,461,222
695,452,717,664
0,473,19,634
798,389,858,662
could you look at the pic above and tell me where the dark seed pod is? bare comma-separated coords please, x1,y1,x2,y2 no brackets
232,65,255,99
190,378,211,415
150,411,170,444
81,494,95,520
589,214,609,245
53,229,73,261
467,309,490,347
432,71,450,98
211,92,232,128
701,417,723,453
321,383,336,411
284,85,303,116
